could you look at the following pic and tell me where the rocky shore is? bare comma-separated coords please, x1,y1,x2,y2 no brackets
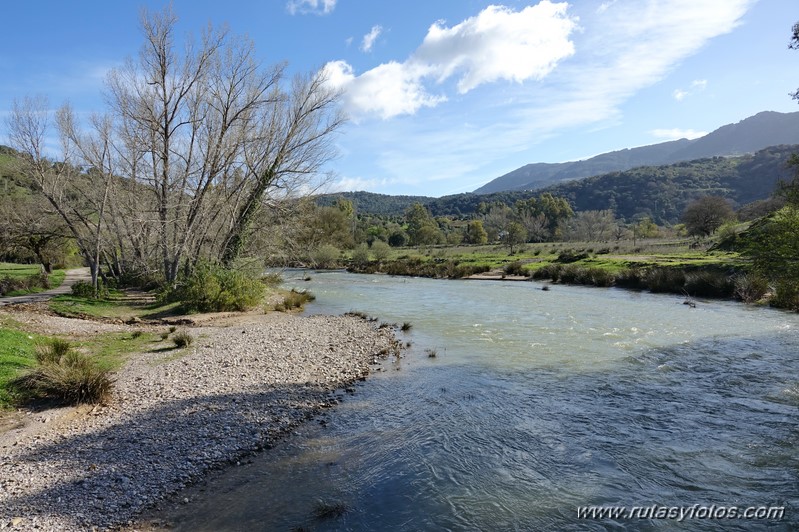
0,311,399,531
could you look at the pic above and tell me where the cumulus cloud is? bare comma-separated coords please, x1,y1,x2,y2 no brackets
325,1,577,119
361,25,383,52
328,1,754,193
414,3,577,93
286,0,336,15
673,79,708,101
324,60,446,119
651,128,708,140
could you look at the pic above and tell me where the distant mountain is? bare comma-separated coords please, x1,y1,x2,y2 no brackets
474,111,799,194
537,144,796,224
320,145,796,224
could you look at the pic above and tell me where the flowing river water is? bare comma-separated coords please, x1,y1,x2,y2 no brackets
160,271,799,531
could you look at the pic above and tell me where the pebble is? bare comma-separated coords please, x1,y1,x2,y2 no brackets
0,313,398,531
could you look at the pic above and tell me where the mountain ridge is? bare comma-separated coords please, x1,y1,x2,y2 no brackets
473,111,799,194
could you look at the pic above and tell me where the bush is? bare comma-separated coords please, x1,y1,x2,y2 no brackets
684,270,735,298
645,267,686,293
771,281,799,311
351,243,370,267
371,240,391,262
275,289,315,311
173,331,194,348
555,251,589,263
71,279,109,299
531,264,563,282
503,261,528,277
313,245,341,269
734,274,769,304
614,268,645,289
164,262,265,312
0,272,51,296
13,347,113,405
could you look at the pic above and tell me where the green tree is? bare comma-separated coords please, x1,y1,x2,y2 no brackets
742,205,799,309
405,203,443,246
504,222,527,254
681,196,735,237
464,220,488,245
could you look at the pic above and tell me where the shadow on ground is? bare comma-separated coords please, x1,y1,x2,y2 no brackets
2,382,341,529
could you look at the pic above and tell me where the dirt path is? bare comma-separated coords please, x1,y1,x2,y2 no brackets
0,268,91,306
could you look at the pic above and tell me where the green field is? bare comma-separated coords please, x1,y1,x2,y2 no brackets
0,262,67,297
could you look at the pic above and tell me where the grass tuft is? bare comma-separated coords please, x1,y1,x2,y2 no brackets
13,342,113,405
172,331,194,348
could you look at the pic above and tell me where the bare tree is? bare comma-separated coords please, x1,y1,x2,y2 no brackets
8,6,344,286
563,210,617,242
7,97,112,292
219,69,345,265
103,6,343,280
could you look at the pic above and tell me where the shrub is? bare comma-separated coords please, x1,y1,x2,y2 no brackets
173,331,194,348
313,245,341,269
351,243,370,267
503,261,528,277
451,263,490,278
588,268,615,287
614,268,645,289
645,267,686,293
71,280,109,299
770,281,799,311
531,264,563,282
164,261,265,312
13,349,113,405
371,240,391,262
684,270,735,298
555,251,589,263
275,289,315,311
734,274,769,304
401,322,412,332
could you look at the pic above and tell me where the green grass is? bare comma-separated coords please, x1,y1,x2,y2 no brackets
0,328,45,407
0,262,67,296
74,331,162,371
0,263,42,278
49,294,182,321
349,238,747,286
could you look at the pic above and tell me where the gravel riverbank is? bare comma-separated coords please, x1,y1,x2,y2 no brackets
0,312,399,531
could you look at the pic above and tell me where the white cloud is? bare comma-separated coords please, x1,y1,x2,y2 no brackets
361,25,383,53
651,128,708,140
286,0,336,15
414,3,577,93
673,79,708,101
325,60,445,119
330,0,755,194
673,89,688,101
325,1,577,119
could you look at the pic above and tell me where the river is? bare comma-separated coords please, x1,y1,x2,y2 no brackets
161,271,799,530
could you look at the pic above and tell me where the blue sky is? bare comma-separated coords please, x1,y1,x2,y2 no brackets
0,0,796,197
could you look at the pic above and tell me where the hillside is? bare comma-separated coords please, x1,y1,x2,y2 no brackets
539,144,796,224
319,145,796,223
474,111,799,194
